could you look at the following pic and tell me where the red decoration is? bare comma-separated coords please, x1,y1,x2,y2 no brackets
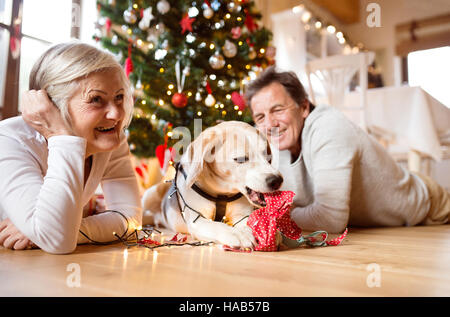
247,191,300,251
124,42,133,78
124,57,133,77
244,9,258,33
171,92,188,108
155,144,174,169
205,81,212,94
105,18,112,33
247,190,348,251
135,166,144,178
180,13,195,34
231,91,246,110
231,27,241,39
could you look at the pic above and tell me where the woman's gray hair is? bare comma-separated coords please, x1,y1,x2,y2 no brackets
29,42,133,129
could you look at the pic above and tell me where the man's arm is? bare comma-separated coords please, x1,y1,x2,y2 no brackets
291,118,359,233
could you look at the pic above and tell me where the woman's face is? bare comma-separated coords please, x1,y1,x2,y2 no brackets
68,68,126,157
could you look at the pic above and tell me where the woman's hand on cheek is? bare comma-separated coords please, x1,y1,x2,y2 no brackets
0,218,33,250
21,89,74,139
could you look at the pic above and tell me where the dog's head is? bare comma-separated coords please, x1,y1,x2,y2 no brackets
181,121,282,207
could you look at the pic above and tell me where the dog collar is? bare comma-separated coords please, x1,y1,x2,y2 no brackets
176,163,243,222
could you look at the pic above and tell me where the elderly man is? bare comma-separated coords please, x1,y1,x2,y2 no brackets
246,66,449,233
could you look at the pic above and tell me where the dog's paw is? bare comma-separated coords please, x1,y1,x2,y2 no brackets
215,227,243,248
232,225,256,249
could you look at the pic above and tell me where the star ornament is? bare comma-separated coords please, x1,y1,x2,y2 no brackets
180,13,195,34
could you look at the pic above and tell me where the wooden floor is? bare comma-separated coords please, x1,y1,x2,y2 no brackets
1,225,450,297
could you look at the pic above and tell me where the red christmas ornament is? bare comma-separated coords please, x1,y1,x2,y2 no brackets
105,18,112,34
244,9,258,33
231,26,241,39
180,13,195,34
124,57,133,78
124,42,133,78
231,91,246,110
171,92,188,108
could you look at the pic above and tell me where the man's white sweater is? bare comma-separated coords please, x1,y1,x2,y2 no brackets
273,105,430,233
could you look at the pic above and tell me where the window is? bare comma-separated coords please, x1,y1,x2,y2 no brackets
0,0,12,110
1,0,76,118
408,46,450,108
18,0,73,112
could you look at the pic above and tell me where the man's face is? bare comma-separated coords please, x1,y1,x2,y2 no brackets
250,82,309,158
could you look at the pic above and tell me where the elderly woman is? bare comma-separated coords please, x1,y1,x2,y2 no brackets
0,42,141,254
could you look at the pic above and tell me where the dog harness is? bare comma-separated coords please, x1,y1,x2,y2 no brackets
169,163,246,224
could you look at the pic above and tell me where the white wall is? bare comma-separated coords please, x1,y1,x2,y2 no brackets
257,0,450,86
343,0,450,86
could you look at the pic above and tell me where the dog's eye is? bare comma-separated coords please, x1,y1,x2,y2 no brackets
234,156,249,164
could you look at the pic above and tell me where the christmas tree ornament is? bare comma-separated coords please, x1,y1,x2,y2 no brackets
171,92,188,108
248,46,257,59
124,44,133,78
111,34,119,45
135,79,143,90
105,18,112,34
265,46,276,59
195,92,202,102
231,91,246,110
186,33,196,43
211,0,221,11
228,2,241,13
155,22,165,32
180,13,195,34
123,6,137,24
139,7,154,30
209,51,225,69
156,0,170,14
203,6,214,19
204,94,216,107
231,26,241,39
244,9,258,32
223,40,237,58
188,6,199,17
204,81,215,107
171,60,189,108
154,49,167,60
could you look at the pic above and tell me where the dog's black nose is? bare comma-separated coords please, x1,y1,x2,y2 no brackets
266,174,283,190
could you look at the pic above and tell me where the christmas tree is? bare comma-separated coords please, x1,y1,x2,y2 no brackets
95,0,273,158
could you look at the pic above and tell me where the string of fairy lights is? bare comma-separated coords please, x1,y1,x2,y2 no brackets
291,3,365,55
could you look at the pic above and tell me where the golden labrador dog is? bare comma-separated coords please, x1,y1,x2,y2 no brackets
142,121,283,248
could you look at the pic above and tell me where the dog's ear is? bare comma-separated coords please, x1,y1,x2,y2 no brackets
184,129,219,187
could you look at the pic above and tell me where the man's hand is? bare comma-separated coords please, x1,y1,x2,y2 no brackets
21,89,73,139
0,218,33,250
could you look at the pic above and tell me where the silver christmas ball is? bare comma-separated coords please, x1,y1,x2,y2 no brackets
123,7,137,24
157,0,170,14
209,52,225,69
223,40,237,58
111,34,119,45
